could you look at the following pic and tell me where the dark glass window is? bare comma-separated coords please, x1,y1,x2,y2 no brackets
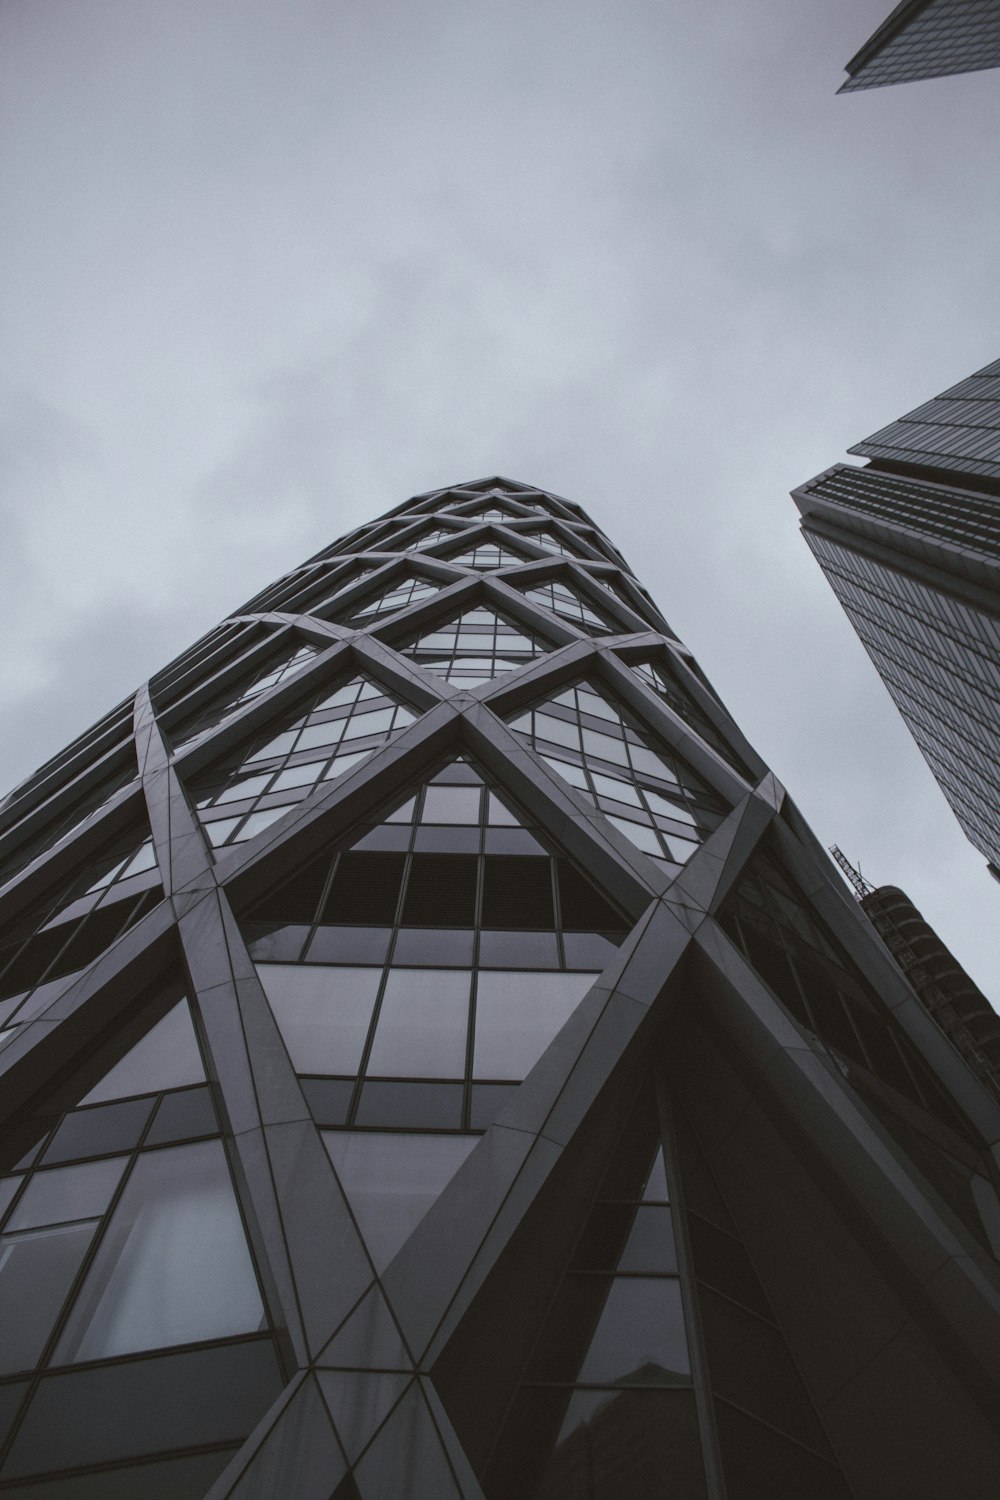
510,679,724,872
242,758,633,1139
188,674,416,852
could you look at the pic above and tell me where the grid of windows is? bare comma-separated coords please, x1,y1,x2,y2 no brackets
450,543,527,570
629,659,749,775
805,529,1000,869
400,606,547,686
0,830,161,1033
340,576,440,626
806,466,1000,560
673,1098,849,1494
520,580,614,635
189,676,417,850
719,853,992,1241
483,1079,701,1499
403,528,456,552
842,0,1000,92
170,642,320,748
451,506,515,522
0,986,280,1492
241,758,630,1147
510,681,723,871
0,759,139,895
529,530,589,559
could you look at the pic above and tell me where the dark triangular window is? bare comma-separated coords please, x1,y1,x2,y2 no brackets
0,980,282,1485
0,828,161,1032
719,851,981,1160
401,606,548,686
478,1079,700,1500
520,579,615,636
629,659,749,776
448,542,527,570
239,757,632,1145
0,754,138,895
338,576,440,627
188,674,417,852
171,642,320,749
509,680,724,872
402,528,454,552
529,529,589,559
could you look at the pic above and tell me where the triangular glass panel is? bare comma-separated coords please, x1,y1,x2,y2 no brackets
171,641,320,749
0,977,280,1454
467,1078,700,1500
238,757,633,1146
448,543,528,571
0,826,161,1031
718,848,981,1156
519,579,615,636
628,659,750,776
529,529,589,559
0,753,138,895
188,673,418,852
402,528,455,553
323,1130,477,1272
400,606,548,686
453,505,518,523
339,577,440,627
508,679,725,873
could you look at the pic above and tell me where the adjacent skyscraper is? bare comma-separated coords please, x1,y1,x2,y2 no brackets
2,477,1000,1499
840,0,1000,91
793,357,1000,880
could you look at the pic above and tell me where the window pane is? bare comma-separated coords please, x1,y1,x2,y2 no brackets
294,719,346,753
366,970,471,1078
0,1221,98,1374
257,965,381,1075
473,972,597,1079
55,1140,264,1361
7,1158,128,1231
81,1005,205,1104
270,762,323,792
322,1132,476,1270
577,1276,689,1384
420,786,482,824
355,1080,464,1130
42,1098,155,1166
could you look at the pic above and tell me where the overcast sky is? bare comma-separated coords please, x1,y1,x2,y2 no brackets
2,0,998,993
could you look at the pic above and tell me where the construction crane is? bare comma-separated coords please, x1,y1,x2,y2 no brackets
829,845,874,900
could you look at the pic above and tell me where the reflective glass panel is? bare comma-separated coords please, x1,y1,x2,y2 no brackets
473,971,598,1079
366,969,471,1077
322,1131,476,1269
55,1140,264,1361
79,1001,205,1106
258,964,381,1075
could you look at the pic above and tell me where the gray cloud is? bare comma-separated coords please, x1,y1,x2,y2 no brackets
1,0,997,992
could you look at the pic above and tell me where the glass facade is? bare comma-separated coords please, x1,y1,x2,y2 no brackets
841,0,1000,92
187,673,417,850
401,605,548,685
3,476,1000,1498
509,679,724,871
0,984,281,1493
794,364,1000,874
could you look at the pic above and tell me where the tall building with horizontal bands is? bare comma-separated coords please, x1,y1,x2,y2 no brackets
793,358,1000,880
840,0,1000,91
2,477,1000,1498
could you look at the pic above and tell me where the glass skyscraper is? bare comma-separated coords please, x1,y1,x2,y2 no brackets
840,0,1000,92
2,477,1000,1498
793,358,1000,881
